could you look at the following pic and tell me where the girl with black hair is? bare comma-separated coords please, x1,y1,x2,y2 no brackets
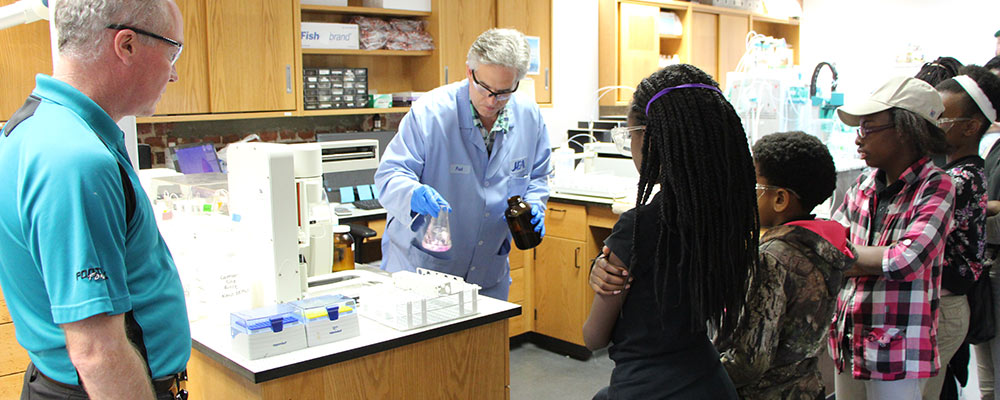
583,64,758,399
915,57,963,87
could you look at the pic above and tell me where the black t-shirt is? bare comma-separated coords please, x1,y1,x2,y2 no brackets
602,194,733,399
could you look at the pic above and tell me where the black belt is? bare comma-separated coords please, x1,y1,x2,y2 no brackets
39,369,187,396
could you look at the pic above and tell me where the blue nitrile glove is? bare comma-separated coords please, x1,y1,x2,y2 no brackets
410,184,451,216
530,205,545,238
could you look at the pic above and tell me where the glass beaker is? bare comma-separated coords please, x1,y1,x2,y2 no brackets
421,206,452,252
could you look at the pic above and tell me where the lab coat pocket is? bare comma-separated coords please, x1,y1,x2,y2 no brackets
497,237,511,257
408,239,453,269
862,327,906,373
508,176,530,198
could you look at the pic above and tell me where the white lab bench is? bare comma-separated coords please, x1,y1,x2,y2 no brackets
186,296,520,399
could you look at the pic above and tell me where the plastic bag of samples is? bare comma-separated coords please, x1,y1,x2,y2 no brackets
350,16,391,50
386,19,434,51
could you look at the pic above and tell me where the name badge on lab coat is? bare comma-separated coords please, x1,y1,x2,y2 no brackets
450,164,471,174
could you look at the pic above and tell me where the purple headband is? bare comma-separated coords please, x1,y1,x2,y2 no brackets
644,83,723,115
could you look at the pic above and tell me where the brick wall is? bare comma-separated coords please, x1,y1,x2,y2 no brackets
138,113,404,167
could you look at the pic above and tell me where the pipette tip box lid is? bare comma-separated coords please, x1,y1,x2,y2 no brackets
230,304,307,360
289,295,360,347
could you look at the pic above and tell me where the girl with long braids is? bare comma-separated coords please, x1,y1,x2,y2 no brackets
583,64,758,399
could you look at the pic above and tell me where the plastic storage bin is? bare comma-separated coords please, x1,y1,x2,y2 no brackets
230,304,307,360
289,295,360,347
360,269,479,331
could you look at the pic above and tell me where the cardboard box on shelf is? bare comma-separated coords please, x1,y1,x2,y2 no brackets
362,0,430,12
301,22,360,50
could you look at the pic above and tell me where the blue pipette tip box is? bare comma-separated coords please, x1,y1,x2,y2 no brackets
230,304,307,360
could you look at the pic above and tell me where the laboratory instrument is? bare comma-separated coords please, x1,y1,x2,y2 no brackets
505,196,542,250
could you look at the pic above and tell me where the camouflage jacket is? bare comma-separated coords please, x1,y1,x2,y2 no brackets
718,222,854,400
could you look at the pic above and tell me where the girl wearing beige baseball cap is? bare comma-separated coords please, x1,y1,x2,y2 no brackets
830,76,953,399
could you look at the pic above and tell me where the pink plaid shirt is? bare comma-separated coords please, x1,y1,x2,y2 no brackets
829,157,955,381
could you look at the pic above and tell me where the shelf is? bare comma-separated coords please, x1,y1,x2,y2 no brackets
301,107,410,117
138,111,297,124
659,34,682,39
137,107,410,123
302,49,433,56
626,0,690,12
300,5,431,17
689,2,751,15
751,14,800,25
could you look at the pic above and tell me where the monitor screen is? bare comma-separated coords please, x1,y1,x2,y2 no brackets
169,143,222,174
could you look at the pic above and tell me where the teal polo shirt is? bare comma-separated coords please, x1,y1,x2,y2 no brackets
0,75,190,384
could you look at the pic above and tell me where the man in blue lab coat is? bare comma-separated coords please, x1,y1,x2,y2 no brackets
375,28,552,300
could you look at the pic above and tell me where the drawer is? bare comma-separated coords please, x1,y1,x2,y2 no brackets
509,268,525,304
508,312,529,337
0,372,23,399
587,204,619,229
545,202,587,241
0,285,9,324
1,323,28,376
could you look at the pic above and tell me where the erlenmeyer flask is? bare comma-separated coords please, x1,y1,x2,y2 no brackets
421,206,452,252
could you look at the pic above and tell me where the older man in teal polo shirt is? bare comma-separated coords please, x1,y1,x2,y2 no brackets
0,1,189,399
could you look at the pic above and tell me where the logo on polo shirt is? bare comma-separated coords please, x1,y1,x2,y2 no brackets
75,267,107,281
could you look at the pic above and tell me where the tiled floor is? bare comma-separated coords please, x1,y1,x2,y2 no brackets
510,341,613,400
510,342,985,399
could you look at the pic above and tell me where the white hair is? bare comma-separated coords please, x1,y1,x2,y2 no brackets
466,28,530,81
55,0,170,63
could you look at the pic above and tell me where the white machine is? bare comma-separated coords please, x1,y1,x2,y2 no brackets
550,142,637,199
291,144,335,278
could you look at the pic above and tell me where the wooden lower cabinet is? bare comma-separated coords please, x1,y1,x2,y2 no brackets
507,246,532,337
533,236,587,346
0,372,23,398
1,284,28,399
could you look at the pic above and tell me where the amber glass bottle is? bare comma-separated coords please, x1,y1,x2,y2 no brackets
505,196,542,250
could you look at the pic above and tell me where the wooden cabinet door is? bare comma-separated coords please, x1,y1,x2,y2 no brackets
718,14,749,89
437,0,495,85
689,12,719,80
534,236,587,346
0,0,52,122
205,0,296,113
617,2,659,103
496,0,552,104
155,0,211,115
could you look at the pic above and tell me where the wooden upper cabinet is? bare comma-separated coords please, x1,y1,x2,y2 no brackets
617,2,658,103
0,0,52,122
206,0,296,113
437,0,495,85
689,12,718,80
155,0,210,115
497,0,552,104
718,13,750,89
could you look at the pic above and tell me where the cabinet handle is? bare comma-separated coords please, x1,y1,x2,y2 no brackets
545,68,550,90
574,247,581,269
549,208,567,214
285,65,292,94
444,66,449,83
